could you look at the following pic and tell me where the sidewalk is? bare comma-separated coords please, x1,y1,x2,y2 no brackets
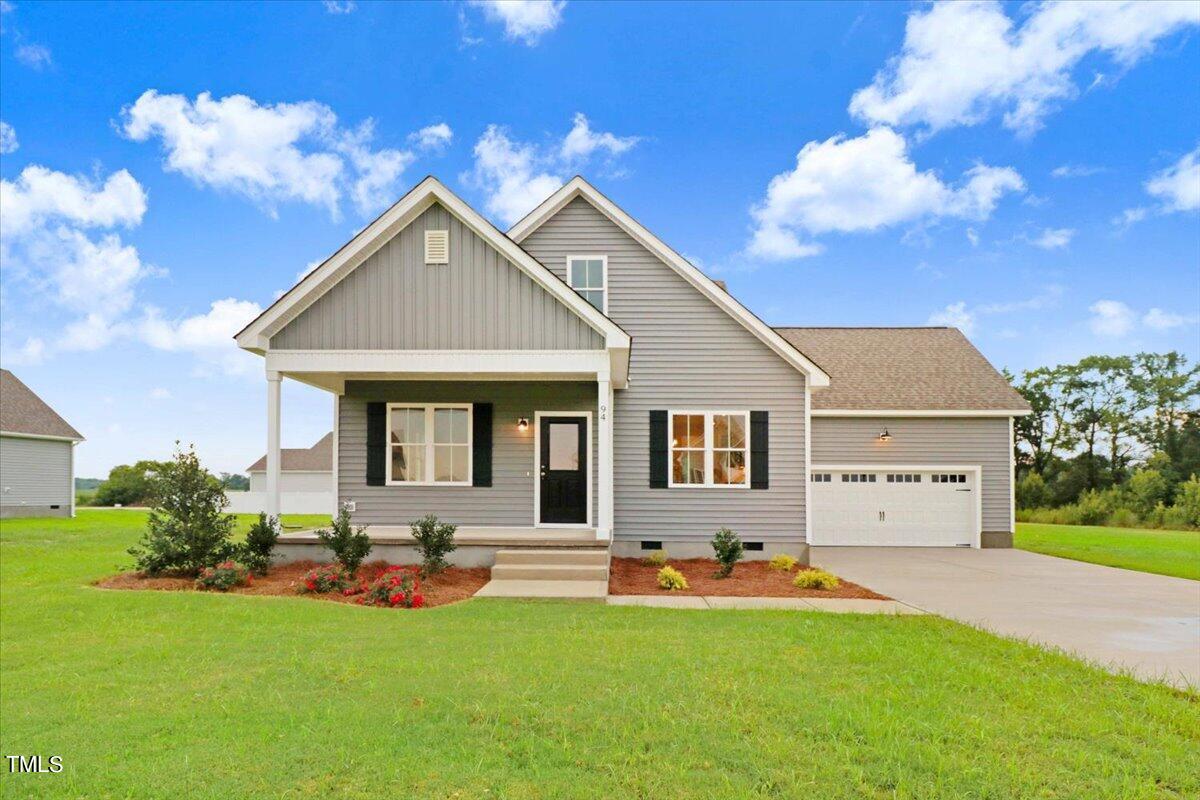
607,595,924,613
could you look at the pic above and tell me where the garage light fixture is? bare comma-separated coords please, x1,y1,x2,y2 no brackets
877,428,893,442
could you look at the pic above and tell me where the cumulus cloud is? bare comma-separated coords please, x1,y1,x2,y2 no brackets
560,112,640,162
1145,146,1200,213
927,285,1064,336
0,165,147,237
1029,227,1075,250
468,0,565,45
849,1,1200,137
140,298,264,376
321,0,355,13
746,127,1024,260
1142,307,1191,331
409,123,453,152
928,301,976,334
1088,299,1136,336
1051,163,1104,178
15,42,51,70
0,121,17,154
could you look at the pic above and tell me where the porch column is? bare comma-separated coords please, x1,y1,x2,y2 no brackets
265,370,282,517
597,375,614,541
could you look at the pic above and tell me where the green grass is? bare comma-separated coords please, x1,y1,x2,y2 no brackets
2,511,1198,799
1016,522,1200,580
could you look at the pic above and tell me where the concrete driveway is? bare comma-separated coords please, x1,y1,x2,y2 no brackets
811,546,1200,688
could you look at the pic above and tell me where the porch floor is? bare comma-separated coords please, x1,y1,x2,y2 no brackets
279,525,601,548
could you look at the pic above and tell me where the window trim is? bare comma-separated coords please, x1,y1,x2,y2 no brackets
566,254,608,314
666,410,751,489
385,403,473,486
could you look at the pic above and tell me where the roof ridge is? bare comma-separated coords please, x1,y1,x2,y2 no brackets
773,325,954,330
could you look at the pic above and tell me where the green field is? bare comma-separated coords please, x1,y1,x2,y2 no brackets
1016,522,1200,580
1,511,1197,799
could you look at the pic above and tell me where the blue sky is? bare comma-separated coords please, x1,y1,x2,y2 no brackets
1,0,1198,478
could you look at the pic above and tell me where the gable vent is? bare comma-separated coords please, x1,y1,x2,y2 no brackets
425,230,449,264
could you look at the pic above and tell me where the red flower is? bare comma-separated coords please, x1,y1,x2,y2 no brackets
411,594,425,608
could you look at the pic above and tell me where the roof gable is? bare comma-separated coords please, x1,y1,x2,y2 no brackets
247,432,332,472
0,369,84,441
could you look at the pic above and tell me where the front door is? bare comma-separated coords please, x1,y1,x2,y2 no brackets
539,416,588,525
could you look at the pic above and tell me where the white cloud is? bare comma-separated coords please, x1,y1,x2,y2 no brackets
0,164,147,237
1088,299,1136,337
140,298,263,376
321,0,355,13
122,90,438,218
1145,146,1200,213
965,227,980,247
1113,206,1149,228
15,42,51,69
1143,308,1189,330
849,1,1200,137
1029,227,1075,249
149,387,172,400
1051,163,1104,178
560,113,640,162
468,0,565,45
409,123,453,152
0,336,45,367
928,301,975,334
0,121,17,154
928,285,1064,335
746,127,1023,260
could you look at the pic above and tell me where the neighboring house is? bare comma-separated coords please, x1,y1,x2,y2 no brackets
0,369,84,519
236,176,1029,565
225,432,333,515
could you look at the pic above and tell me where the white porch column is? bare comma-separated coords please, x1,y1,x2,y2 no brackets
265,370,282,517
597,375,614,541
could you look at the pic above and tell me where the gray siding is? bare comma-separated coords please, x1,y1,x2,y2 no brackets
522,197,807,544
272,203,604,351
811,416,1013,533
339,381,598,527
0,435,71,515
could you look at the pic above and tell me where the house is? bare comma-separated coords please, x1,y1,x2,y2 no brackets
235,177,1029,575
225,432,333,515
0,369,84,519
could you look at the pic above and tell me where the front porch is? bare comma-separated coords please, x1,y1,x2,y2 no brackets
279,524,601,548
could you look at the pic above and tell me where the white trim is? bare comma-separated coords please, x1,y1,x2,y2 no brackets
265,371,282,517
0,430,84,443
384,403,473,486
248,469,333,475
69,441,77,518
508,177,830,387
1008,416,1016,535
666,410,751,489
236,177,629,354
810,463,983,548
332,394,340,518
811,409,1032,417
263,349,615,381
533,411,593,529
565,254,608,314
803,383,811,543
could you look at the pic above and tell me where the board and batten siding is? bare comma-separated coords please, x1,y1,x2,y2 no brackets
271,203,604,351
521,197,807,544
339,381,598,527
0,435,72,518
810,416,1013,533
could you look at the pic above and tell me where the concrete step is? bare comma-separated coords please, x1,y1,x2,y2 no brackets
490,563,609,582
475,579,608,600
494,548,609,566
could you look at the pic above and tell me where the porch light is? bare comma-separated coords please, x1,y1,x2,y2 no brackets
877,428,893,442
517,418,529,432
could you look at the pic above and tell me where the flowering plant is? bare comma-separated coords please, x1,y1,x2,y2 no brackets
300,564,355,594
358,565,425,608
195,561,251,591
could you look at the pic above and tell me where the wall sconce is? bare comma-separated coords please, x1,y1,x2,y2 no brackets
517,418,529,433
877,428,893,442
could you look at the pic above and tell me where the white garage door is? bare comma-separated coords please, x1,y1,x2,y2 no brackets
811,468,977,547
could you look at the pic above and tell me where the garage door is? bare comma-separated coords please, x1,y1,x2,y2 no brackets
811,469,977,547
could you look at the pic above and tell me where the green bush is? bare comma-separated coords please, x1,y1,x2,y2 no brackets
1127,469,1169,518
409,514,457,576
1075,491,1111,526
1106,508,1140,528
1176,475,1200,528
301,564,356,594
239,512,280,576
1015,471,1048,510
195,561,251,591
642,550,668,567
768,554,798,572
657,566,689,591
95,460,168,507
128,444,235,576
710,527,744,578
316,503,372,574
793,569,840,590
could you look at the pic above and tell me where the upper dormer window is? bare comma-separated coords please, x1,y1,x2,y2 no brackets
567,255,606,313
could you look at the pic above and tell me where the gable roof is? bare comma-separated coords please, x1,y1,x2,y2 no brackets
236,177,630,354
508,177,830,387
774,327,1031,414
247,432,332,473
0,369,84,441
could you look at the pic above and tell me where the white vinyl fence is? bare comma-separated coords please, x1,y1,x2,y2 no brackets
224,491,333,515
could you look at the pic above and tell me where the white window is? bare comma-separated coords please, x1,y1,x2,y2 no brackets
387,404,471,485
669,411,749,487
567,255,606,312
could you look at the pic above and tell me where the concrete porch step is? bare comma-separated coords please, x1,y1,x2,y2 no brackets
490,563,609,582
494,548,609,566
474,579,608,600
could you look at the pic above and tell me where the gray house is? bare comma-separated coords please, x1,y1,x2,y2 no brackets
236,177,1029,578
0,369,84,519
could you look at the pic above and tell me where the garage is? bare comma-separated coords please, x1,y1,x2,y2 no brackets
810,466,981,547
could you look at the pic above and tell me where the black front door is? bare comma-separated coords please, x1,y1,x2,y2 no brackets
539,417,588,524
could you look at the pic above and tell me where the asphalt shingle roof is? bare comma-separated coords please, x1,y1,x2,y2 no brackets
0,369,84,440
246,432,333,473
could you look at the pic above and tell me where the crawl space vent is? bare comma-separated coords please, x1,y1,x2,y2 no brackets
425,230,449,265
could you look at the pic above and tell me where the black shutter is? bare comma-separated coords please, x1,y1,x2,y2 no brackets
649,410,668,488
472,403,493,487
366,402,386,486
750,410,769,490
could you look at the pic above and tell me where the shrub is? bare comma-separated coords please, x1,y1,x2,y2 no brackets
642,550,668,567
1015,471,1048,510
768,554,798,572
317,503,372,573
1106,507,1140,528
711,527,744,578
1176,475,1200,528
300,564,356,594
793,569,840,590
1075,491,1111,526
1127,469,1170,518
359,565,425,608
128,444,235,576
409,514,457,576
195,561,251,591
657,566,689,591
239,512,280,575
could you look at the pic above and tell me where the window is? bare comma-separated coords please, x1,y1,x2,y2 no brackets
387,404,471,485
842,473,876,483
811,473,832,483
567,255,606,312
933,473,968,484
887,473,922,483
669,411,749,487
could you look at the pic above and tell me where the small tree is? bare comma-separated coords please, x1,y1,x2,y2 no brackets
317,502,372,574
711,527,744,578
409,514,457,576
128,444,235,575
239,512,280,575
1127,469,1169,518
95,460,168,507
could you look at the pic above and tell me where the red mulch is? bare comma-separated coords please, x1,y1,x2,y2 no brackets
607,557,889,599
94,560,491,608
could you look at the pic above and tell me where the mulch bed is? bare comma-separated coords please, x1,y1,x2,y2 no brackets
95,560,491,608
607,557,890,599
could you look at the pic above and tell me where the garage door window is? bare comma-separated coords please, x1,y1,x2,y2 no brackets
932,474,968,483
841,473,876,483
886,473,922,483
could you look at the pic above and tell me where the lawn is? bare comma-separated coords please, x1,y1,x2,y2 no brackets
1016,522,1200,581
1,512,1197,799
